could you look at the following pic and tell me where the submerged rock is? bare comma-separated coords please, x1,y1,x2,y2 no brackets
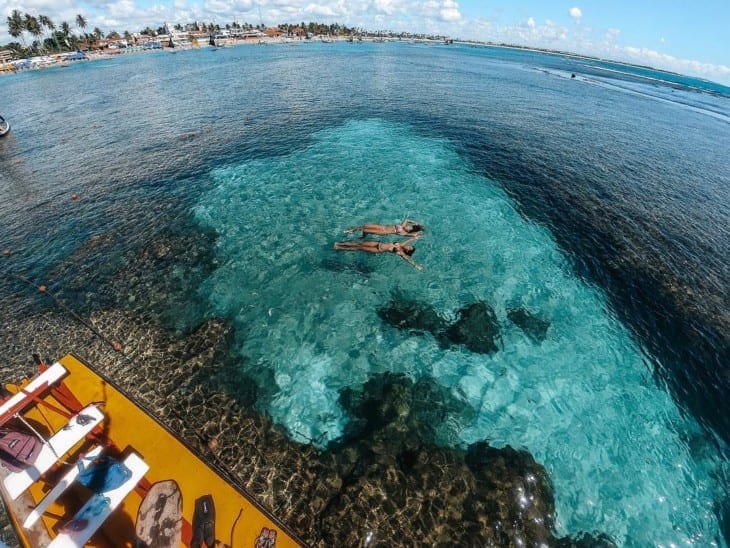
465,442,556,545
442,301,502,354
555,531,618,547
317,372,586,545
507,307,551,343
376,293,449,335
378,294,502,354
338,372,475,448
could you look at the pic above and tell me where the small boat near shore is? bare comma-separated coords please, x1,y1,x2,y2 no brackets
0,115,10,138
0,353,304,547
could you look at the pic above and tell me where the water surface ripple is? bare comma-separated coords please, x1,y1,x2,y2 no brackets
1,42,728,546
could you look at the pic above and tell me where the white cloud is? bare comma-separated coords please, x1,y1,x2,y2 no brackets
601,27,620,49
303,3,340,17
373,0,401,17
487,17,568,47
439,0,461,22
419,0,461,23
107,0,138,19
620,46,730,81
0,0,727,85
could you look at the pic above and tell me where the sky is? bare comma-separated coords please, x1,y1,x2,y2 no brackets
2,0,729,85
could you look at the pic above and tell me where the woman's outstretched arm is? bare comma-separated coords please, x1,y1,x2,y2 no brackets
401,235,421,246
398,251,424,271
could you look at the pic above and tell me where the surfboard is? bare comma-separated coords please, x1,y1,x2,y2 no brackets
135,479,183,547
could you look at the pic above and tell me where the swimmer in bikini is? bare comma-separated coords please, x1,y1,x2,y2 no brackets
334,235,424,270
344,219,425,237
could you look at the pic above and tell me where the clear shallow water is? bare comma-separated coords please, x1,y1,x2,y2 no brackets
1,42,729,545
193,118,722,544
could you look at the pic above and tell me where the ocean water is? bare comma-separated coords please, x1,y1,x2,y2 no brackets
1,42,729,545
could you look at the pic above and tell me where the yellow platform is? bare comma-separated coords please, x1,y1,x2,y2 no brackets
0,353,304,547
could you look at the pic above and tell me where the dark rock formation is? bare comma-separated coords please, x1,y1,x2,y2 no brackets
507,307,551,343
556,531,618,547
376,293,449,335
442,301,502,354
317,372,577,545
378,294,502,354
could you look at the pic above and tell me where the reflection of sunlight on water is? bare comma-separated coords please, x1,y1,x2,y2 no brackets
193,119,722,544
271,346,343,445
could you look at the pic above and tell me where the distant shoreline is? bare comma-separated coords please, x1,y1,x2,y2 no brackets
456,40,681,74
2,35,727,90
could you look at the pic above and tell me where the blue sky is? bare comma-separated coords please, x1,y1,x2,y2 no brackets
2,1,729,84
465,1,727,66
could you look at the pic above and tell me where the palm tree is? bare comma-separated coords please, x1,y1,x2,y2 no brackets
92,26,103,49
24,13,43,53
75,14,87,38
60,21,72,50
7,10,26,49
39,15,60,52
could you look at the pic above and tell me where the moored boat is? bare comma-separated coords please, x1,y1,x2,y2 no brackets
0,115,9,138
0,353,305,547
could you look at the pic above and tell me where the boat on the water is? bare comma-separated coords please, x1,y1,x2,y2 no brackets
0,353,304,547
0,115,10,138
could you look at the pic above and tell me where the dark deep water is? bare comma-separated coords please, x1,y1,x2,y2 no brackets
1,42,728,544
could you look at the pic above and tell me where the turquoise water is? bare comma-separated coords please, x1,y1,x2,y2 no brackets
194,119,721,544
1,42,728,545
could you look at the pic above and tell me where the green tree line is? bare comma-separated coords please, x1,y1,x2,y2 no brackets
4,11,106,57
4,11,428,60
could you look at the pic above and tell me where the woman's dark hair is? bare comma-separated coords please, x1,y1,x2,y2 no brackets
410,224,425,233
403,246,416,256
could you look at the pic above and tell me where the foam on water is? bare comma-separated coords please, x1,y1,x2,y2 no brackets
193,119,723,545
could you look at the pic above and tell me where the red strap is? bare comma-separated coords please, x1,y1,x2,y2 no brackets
0,383,62,426
50,383,85,415
180,516,193,546
22,387,74,419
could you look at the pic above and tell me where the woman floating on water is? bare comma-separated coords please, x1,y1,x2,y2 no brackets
344,219,425,237
334,236,423,270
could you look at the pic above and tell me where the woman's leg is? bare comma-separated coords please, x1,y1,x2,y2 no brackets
335,242,368,250
334,241,379,252
361,224,391,235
